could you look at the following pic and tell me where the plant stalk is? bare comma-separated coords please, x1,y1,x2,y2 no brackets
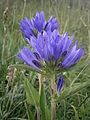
51,74,56,120
37,74,43,120
36,107,40,120
38,74,42,95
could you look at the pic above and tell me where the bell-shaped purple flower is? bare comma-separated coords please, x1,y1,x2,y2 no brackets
20,17,34,39
17,46,42,71
19,11,59,40
45,16,60,33
62,41,84,68
57,76,64,94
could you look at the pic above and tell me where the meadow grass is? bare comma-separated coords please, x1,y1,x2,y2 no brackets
0,0,90,120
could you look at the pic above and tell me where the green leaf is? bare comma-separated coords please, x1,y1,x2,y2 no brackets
45,105,51,120
40,84,51,120
24,78,40,107
56,81,90,102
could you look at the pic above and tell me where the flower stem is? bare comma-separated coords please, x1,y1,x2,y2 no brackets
51,74,56,120
36,107,40,120
38,74,42,95
37,74,42,120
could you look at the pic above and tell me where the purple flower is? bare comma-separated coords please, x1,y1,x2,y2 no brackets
17,30,84,73
17,46,42,71
62,40,85,68
19,11,59,40
57,76,64,94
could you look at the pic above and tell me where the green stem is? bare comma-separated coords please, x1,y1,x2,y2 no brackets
36,107,40,120
38,74,42,95
37,74,42,120
51,74,56,120
38,74,46,94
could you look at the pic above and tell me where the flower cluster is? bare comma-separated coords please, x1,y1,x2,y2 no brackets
20,11,59,40
17,11,84,94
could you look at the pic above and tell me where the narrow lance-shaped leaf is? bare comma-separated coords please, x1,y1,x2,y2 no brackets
40,84,46,120
40,84,51,120
24,78,40,107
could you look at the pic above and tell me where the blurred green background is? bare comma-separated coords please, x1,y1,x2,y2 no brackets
0,0,90,120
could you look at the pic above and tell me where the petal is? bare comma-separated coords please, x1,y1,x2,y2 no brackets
43,44,50,61
30,36,37,48
19,17,33,39
17,46,41,70
34,11,46,32
32,60,42,68
62,41,77,67
61,33,74,54
46,16,60,31
63,49,80,68
62,41,84,68
33,52,41,61
67,48,84,67
74,48,84,63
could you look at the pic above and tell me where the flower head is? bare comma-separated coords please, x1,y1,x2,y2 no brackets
17,30,84,74
20,11,59,40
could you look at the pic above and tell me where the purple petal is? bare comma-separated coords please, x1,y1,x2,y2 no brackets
19,17,33,39
17,46,41,70
57,76,64,94
32,60,42,68
61,33,74,54
62,41,84,68
46,16,60,32
62,42,77,66
34,11,46,32
33,52,41,61
66,48,84,67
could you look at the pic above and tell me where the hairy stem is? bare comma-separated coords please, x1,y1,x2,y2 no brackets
51,74,56,120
